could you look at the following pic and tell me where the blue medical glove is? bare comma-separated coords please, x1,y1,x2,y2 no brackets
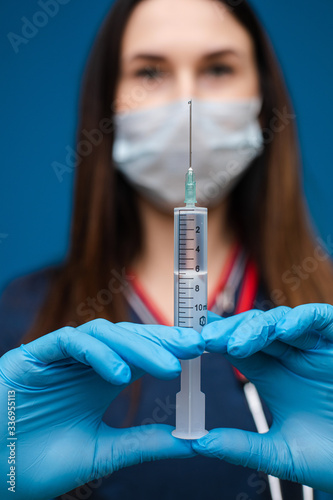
193,304,333,493
0,319,204,500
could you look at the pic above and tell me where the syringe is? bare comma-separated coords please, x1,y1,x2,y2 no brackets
172,100,208,440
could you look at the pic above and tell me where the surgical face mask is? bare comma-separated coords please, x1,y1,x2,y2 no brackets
112,98,264,212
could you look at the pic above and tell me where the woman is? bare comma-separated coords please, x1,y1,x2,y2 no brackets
1,0,332,498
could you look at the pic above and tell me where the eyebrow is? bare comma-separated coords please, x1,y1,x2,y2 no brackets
125,49,241,63
202,49,241,60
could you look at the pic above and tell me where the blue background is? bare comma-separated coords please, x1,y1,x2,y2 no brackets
1,0,332,294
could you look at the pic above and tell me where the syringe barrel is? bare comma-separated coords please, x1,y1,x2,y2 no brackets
174,207,208,332
172,206,208,440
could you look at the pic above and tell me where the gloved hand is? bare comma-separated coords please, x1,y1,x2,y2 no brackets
0,319,204,500
192,304,333,493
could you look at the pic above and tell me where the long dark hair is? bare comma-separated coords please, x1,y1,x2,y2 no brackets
24,0,333,343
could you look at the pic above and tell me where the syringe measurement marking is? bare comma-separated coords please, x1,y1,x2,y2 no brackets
177,208,206,325
178,210,190,326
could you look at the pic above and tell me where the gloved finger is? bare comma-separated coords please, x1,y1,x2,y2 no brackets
116,322,205,359
38,425,195,500
192,428,285,480
22,328,131,385
276,303,333,346
227,307,292,357
244,339,292,359
224,351,273,382
207,311,222,324
96,424,195,475
201,310,263,353
77,320,205,380
227,305,330,358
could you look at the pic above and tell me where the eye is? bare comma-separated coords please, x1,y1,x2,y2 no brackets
205,64,233,77
135,66,164,79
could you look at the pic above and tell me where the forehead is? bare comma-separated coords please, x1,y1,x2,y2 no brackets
121,0,254,58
